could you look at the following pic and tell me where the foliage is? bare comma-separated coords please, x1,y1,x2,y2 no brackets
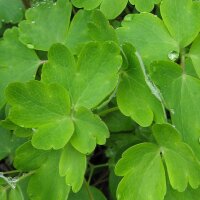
0,0,200,199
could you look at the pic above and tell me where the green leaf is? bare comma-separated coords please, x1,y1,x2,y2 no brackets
14,141,48,171
28,151,70,200
115,143,165,200
71,0,127,19
8,186,24,200
117,43,166,127
129,0,161,12
0,27,40,109
115,124,200,200
42,42,122,109
160,0,200,47
6,81,74,150
68,185,106,200
150,61,200,160
0,0,24,23
153,124,200,192
102,110,135,132
19,0,72,50
70,42,121,109
0,125,25,160
0,186,7,200
66,9,117,55
165,185,200,200
70,107,109,154
189,34,200,77
59,144,86,192
100,0,128,19
71,0,102,10
117,13,179,67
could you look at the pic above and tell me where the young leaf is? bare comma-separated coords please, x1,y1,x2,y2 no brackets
14,141,48,171
0,27,40,109
117,13,179,67
129,0,161,12
189,34,200,78
6,81,74,150
70,107,109,154
160,0,200,47
0,0,24,23
28,151,70,200
150,61,200,160
117,43,166,127
19,0,72,50
59,144,86,192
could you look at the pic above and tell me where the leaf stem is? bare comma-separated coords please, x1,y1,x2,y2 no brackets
0,170,21,175
84,179,94,200
180,48,186,72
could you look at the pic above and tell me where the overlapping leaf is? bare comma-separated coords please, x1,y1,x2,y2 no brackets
71,0,128,19
115,124,200,200
59,144,86,192
117,43,165,127
0,0,25,23
28,151,70,200
117,13,179,67
19,0,72,50
150,61,200,159
66,9,118,54
189,34,200,77
6,81,74,150
0,27,40,109
42,42,122,109
160,0,200,47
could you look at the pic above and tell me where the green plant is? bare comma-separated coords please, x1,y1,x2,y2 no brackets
0,0,200,199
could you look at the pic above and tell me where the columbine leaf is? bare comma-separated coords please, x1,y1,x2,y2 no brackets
115,124,200,200
8,186,24,200
115,143,165,200
28,151,70,200
6,81,74,150
117,13,179,67
14,141,48,171
0,125,25,160
66,9,118,54
129,0,161,12
153,124,200,192
117,43,165,127
189,34,200,78
0,0,24,23
71,0,127,19
19,0,72,50
150,61,200,160
0,186,6,200
160,0,200,47
0,27,40,109
59,144,86,192
68,185,106,200
42,42,122,109
70,107,109,154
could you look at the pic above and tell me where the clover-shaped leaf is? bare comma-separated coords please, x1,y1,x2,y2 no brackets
115,124,200,200
6,81,74,150
19,0,72,50
117,43,165,127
